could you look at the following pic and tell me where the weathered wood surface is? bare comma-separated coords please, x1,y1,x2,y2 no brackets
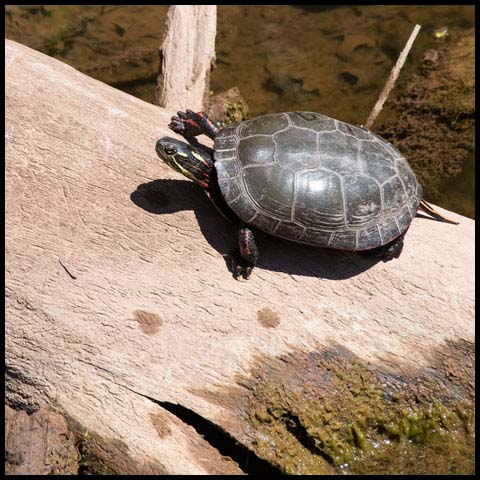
5,39,474,474
155,5,216,111
5,405,78,475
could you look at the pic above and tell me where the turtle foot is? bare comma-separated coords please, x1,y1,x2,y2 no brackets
366,232,406,262
224,252,254,280
169,110,219,140
168,110,204,137
168,110,198,137
380,241,404,262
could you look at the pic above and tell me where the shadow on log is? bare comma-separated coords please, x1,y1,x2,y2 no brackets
130,178,382,279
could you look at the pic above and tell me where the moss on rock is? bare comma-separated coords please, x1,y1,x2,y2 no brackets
206,86,250,125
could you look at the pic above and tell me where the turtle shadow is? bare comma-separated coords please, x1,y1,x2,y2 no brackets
130,179,383,280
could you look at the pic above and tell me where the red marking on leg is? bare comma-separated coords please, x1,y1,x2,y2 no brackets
185,118,200,129
243,229,251,256
206,118,219,135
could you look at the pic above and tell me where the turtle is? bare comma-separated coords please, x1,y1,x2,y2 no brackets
155,109,456,279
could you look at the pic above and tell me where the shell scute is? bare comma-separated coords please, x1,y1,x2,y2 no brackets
382,176,407,214
319,130,362,176
344,175,382,226
274,127,319,170
243,165,294,220
238,135,275,167
294,169,345,229
239,113,289,137
288,111,337,132
273,221,305,242
357,225,382,250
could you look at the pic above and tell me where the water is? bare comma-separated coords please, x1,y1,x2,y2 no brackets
5,5,474,218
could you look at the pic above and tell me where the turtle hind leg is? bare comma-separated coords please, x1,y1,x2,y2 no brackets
366,229,408,262
225,226,259,280
379,234,405,261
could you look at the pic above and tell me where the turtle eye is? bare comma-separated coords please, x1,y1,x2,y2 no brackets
164,145,177,155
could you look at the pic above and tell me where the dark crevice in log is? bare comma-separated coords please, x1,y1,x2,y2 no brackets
135,390,282,475
158,401,281,475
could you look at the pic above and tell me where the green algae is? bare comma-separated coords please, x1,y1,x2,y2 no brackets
223,98,250,125
241,344,474,475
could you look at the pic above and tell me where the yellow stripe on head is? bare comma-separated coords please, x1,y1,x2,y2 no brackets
191,150,210,167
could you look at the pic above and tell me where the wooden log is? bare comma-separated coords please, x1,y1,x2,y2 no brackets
5,405,78,475
5,39,474,474
155,5,216,111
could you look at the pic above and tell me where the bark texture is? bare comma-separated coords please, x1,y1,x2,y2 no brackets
155,5,216,111
5,39,474,474
5,405,78,475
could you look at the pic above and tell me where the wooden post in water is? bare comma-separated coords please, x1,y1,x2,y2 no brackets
156,5,217,112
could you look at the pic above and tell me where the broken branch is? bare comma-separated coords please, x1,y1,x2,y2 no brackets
365,24,421,130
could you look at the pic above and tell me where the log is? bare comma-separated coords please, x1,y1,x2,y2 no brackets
5,39,474,474
5,405,78,475
155,5,216,111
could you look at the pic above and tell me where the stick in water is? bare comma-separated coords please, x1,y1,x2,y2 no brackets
364,23,458,225
364,24,421,130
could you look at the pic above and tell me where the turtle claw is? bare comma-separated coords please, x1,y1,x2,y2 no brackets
168,116,186,135
234,265,253,280
224,252,254,280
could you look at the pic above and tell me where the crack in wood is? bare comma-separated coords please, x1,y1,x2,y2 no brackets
134,390,281,475
158,401,281,475
58,259,77,279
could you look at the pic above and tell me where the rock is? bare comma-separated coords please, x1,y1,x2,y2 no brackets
205,86,250,125
335,33,376,62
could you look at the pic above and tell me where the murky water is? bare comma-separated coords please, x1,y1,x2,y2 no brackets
5,5,474,218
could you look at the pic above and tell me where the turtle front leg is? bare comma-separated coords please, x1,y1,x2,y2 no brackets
229,226,259,280
169,109,220,140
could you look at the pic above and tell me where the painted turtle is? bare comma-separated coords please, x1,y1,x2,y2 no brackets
155,110,429,279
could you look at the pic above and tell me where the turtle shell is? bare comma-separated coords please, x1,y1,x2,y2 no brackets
214,112,421,250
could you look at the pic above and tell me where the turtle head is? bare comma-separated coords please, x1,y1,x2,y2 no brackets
155,137,212,188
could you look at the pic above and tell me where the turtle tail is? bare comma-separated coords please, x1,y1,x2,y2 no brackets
418,199,459,225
